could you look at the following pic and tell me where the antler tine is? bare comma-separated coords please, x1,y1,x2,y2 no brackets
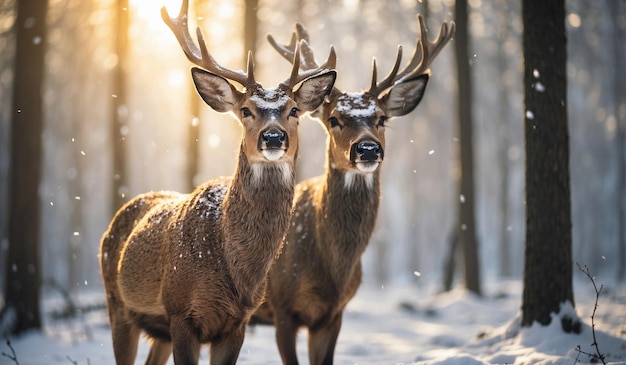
366,46,403,96
394,15,456,83
267,31,297,64
282,43,337,88
269,23,327,72
162,0,254,88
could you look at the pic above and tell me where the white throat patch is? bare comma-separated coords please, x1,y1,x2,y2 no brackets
251,162,292,186
344,170,374,190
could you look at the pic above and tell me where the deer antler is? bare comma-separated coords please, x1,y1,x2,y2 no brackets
161,0,255,88
399,15,455,81
268,23,337,72
163,1,331,90
367,15,455,96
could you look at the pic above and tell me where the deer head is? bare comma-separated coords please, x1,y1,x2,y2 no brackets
162,0,337,171
268,16,454,181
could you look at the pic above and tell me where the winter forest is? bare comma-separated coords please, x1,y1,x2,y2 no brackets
0,0,625,364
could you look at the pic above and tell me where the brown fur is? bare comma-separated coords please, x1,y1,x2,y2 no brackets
100,62,336,364
252,82,430,365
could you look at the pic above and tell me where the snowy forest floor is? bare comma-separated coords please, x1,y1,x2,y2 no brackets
2,278,626,365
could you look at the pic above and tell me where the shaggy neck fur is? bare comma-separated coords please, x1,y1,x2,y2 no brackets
222,147,295,306
321,151,381,289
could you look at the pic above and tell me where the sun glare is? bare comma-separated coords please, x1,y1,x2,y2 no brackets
130,0,181,30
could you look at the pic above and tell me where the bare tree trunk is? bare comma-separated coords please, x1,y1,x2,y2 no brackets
496,1,512,277
454,0,481,295
186,0,202,192
244,0,258,59
111,0,129,214
609,0,626,280
521,0,578,332
2,0,49,335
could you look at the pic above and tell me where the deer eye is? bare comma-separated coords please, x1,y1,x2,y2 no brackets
328,117,341,129
241,107,252,118
289,107,299,118
377,116,387,128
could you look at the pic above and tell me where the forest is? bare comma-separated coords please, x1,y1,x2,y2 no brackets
0,0,625,362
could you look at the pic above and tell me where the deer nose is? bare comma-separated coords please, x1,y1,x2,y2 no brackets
353,140,382,162
261,129,287,149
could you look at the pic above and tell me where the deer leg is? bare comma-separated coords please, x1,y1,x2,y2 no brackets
170,316,201,365
307,314,342,365
274,310,300,365
145,339,173,365
209,325,245,365
110,312,142,365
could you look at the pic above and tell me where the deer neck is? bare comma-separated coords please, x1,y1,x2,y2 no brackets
222,147,295,306
321,152,381,263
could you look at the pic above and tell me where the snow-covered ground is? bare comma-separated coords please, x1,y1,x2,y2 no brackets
3,278,625,365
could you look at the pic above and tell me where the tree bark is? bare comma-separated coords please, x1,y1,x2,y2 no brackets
454,0,481,295
3,0,49,334
111,0,129,213
521,0,577,332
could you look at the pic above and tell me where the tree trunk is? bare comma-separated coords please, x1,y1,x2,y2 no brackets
185,0,202,192
244,0,258,60
496,1,512,277
111,0,129,214
2,0,49,335
609,0,626,280
454,0,481,295
521,0,578,332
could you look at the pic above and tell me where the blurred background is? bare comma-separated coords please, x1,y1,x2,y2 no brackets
0,0,624,302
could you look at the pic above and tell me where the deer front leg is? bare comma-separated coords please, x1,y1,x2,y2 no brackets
110,313,142,365
145,339,173,365
274,309,300,365
170,316,201,365
209,325,245,365
308,314,342,365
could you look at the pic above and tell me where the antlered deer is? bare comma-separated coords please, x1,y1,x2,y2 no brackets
98,1,336,364
251,16,454,365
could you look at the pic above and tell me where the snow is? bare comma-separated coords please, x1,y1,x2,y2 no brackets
336,93,378,118
3,279,625,365
249,88,290,110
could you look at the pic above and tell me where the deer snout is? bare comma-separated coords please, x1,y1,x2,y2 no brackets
259,128,288,161
353,141,383,161
350,140,383,173
262,129,287,148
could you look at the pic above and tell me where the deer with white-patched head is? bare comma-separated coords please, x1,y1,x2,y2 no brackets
250,16,454,365
98,1,336,364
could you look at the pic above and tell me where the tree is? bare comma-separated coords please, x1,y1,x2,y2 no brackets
111,0,129,213
521,0,578,332
1,0,49,335
443,0,481,295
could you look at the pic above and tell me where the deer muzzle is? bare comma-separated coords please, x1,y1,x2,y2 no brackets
259,128,288,161
350,140,383,173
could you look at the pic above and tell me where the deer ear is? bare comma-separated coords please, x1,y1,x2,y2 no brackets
191,67,242,113
381,73,429,117
294,70,337,112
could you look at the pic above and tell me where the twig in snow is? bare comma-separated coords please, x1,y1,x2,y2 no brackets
574,263,607,365
1,339,19,365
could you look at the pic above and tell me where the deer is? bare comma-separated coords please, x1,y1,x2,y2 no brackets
249,16,455,365
98,1,336,364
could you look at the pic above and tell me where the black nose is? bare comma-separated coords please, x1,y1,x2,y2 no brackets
261,129,287,149
353,141,382,162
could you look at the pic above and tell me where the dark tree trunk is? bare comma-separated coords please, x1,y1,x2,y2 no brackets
454,0,481,295
609,0,626,280
2,0,49,335
521,0,578,332
185,0,202,192
496,1,512,277
111,0,129,214
244,0,258,60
